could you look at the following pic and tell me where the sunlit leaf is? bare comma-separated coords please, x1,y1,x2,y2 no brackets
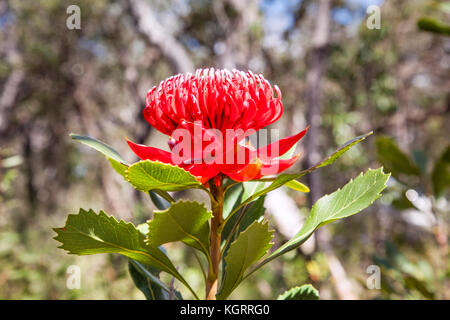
247,168,389,277
277,284,319,300
108,158,128,177
147,201,211,258
126,160,202,192
223,184,244,219
285,180,309,192
217,220,273,300
221,132,373,230
53,208,196,298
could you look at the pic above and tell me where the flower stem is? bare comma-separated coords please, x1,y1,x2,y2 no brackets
206,179,224,300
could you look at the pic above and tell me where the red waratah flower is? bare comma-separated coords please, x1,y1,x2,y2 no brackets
127,68,308,184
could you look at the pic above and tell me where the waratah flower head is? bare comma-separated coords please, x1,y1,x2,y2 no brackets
127,68,308,183
143,68,283,136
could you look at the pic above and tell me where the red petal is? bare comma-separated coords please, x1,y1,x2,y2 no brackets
126,139,173,164
216,143,255,173
256,127,308,162
254,153,301,179
225,160,263,182
183,163,220,184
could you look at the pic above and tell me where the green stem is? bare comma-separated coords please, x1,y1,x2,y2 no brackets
206,178,224,300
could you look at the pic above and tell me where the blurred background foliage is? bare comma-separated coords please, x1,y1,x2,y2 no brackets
0,0,449,299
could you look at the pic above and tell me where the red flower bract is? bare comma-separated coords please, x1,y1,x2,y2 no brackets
144,68,283,135
127,68,308,184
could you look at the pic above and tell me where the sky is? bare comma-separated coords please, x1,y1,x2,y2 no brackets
260,0,385,49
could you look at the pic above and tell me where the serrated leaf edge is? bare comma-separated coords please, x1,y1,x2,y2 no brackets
312,167,390,226
125,160,202,191
218,219,274,299
145,200,212,257
53,209,175,274
277,284,319,300
242,167,390,281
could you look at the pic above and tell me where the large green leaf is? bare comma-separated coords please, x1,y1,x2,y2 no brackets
431,146,450,197
53,209,198,298
54,209,176,273
247,132,371,205
220,132,373,233
220,196,267,289
376,136,421,179
277,284,319,300
246,168,389,278
147,201,211,258
217,220,273,300
126,160,202,192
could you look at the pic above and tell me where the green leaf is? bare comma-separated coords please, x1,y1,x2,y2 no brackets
53,209,197,298
217,220,273,300
221,195,266,244
247,168,389,278
70,134,129,178
128,260,170,300
418,17,450,36
242,180,267,201
136,223,149,235
220,196,267,286
126,160,202,192
70,134,127,164
108,158,128,178
53,209,175,272
222,182,268,238
149,190,171,210
250,132,371,202
147,201,211,258
277,284,319,300
376,136,421,179
223,184,244,219
128,259,183,300
315,131,373,169
71,134,176,202
431,146,450,197
221,132,372,232
285,180,310,192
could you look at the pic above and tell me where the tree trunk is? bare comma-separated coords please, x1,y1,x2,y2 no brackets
304,0,357,300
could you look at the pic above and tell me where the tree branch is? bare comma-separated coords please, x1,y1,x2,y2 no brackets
127,0,194,74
